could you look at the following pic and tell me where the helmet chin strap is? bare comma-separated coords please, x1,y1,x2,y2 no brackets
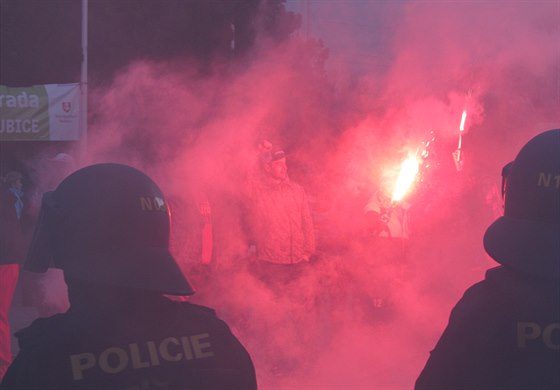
500,161,514,200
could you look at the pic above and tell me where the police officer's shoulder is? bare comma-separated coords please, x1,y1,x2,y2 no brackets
173,300,223,319
450,266,515,316
464,265,559,311
466,265,529,296
176,301,234,330
484,265,512,281
485,265,558,289
14,314,68,349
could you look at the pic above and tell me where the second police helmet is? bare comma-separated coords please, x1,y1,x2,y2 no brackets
25,163,195,296
483,129,560,279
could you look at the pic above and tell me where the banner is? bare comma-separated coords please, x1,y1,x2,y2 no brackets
0,83,82,141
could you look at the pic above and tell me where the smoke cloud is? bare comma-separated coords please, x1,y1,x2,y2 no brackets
21,1,559,388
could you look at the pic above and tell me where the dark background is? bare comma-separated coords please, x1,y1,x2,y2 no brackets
0,0,303,174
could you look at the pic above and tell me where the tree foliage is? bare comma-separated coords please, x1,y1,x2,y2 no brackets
0,0,302,86
1,0,333,182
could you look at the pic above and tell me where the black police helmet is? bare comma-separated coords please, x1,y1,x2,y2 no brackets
483,129,560,279
25,163,195,295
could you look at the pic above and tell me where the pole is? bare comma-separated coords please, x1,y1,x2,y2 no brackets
80,0,88,157
306,0,310,39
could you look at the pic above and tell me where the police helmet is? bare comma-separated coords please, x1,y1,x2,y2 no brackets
26,163,195,295
483,129,560,279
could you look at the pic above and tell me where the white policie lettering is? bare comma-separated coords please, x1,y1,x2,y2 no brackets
70,333,214,380
517,322,560,350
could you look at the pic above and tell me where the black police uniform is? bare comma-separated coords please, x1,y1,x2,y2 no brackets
416,265,560,390
1,294,257,390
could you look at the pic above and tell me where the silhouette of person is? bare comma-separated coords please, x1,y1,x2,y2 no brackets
416,129,560,389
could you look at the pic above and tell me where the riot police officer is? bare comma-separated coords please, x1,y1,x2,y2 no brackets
416,129,560,389
0,163,257,390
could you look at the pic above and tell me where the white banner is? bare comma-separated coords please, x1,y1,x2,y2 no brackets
0,83,82,141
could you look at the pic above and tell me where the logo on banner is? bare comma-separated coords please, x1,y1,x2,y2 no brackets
1,83,81,141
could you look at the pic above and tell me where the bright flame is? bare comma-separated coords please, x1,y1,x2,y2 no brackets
459,109,467,132
392,156,419,202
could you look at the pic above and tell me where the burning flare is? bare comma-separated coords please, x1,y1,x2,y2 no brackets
459,109,467,132
392,156,420,203
453,109,468,171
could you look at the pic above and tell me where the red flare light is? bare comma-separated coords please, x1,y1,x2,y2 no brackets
392,156,419,203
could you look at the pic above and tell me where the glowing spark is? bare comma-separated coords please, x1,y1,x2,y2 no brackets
459,109,467,132
392,156,419,203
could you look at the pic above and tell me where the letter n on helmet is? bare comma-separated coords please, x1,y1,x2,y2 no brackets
484,129,560,279
25,163,194,296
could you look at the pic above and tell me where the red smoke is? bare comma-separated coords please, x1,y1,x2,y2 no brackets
22,1,560,388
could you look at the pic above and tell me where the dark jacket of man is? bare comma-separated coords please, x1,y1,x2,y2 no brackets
416,265,560,390
1,287,257,390
0,187,25,265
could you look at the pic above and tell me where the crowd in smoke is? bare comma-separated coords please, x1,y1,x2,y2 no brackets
15,1,560,388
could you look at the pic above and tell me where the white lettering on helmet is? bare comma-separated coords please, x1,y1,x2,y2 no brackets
139,196,167,212
537,173,560,189
154,197,165,210
69,333,214,381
